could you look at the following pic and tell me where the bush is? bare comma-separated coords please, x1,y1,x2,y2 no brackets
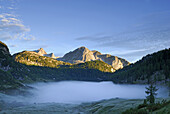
147,103,161,111
123,99,170,113
138,109,148,114
137,103,147,109
122,108,147,114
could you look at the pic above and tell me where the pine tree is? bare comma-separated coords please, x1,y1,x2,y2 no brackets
145,84,158,104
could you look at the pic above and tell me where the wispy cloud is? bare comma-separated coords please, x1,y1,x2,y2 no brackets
0,13,35,41
10,44,17,47
0,13,29,41
75,34,113,42
0,0,35,42
75,10,170,61
7,7,14,10
23,35,36,41
109,48,149,55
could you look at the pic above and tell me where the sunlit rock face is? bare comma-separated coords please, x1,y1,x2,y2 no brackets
61,47,96,63
44,53,56,58
58,46,130,70
34,48,56,58
34,48,47,56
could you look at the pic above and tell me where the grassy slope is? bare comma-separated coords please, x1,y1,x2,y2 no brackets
1,98,169,114
153,102,170,114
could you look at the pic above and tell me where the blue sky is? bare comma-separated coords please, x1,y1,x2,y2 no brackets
0,0,170,62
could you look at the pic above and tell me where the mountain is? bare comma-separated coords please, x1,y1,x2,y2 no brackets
13,51,71,68
0,41,114,90
33,48,56,58
14,46,128,72
71,60,115,72
14,48,115,72
44,53,56,58
0,41,26,90
57,46,130,70
1,41,169,91
34,48,47,55
112,48,170,85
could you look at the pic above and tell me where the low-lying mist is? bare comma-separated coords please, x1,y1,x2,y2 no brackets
1,81,169,104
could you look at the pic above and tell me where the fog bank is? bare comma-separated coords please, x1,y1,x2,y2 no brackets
1,81,169,104
26,81,168,104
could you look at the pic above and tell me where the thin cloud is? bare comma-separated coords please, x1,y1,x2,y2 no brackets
10,44,17,47
0,0,36,42
75,10,170,51
7,7,14,10
0,13,34,41
75,34,113,41
109,48,149,56
0,35,12,41
23,35,36,41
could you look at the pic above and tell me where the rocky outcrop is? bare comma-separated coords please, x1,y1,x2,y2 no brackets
0,41,10,57
58,47,96,63
34,48,47,56
34,48,56,58
44,53,56,58
0,41,11,71
58,46,130,70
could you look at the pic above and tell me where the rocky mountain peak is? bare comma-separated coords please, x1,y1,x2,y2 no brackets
43,53,56,58
79,46,86,49
34,48,47,56
58,46,130,70
77,46,90,52
92,50,102,56
33,48,57,58
38,48,47,54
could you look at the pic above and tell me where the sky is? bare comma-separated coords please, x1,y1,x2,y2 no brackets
0,0,170,63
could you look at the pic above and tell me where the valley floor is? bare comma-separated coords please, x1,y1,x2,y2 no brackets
0,96,169,114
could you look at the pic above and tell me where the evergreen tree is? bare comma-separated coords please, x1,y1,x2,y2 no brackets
145,84,158,104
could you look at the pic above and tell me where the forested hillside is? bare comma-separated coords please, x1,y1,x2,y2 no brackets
112,48,170,85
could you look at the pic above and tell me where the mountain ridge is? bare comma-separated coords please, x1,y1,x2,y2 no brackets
13,46,129,72
33,48,56,58
0,41,114,90
0,41,169,90
13,50,71,68
57,46,130,70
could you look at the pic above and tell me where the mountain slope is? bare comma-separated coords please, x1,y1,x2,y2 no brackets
33,48,56,58
13,51,71,68
0,41,26,90
0,41,114,90
112,48,170,85
71,60,115,72
1,41,169,91
13,49,115,73
58,46,130,70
